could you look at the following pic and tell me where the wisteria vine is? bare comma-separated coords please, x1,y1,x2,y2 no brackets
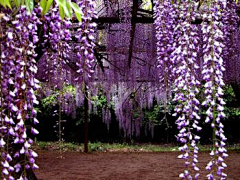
0,6,41,179
201,0,228,179
153,0,238,179
172,2,202,179
75,0,97,85
0,0,240,179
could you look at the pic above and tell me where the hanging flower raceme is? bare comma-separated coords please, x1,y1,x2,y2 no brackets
73,0,97,130
42,7,72,88
201,1,228,179
153,0,176,93
153,0,177,134
0,12,15,180
41,6,73,144
0,6,41,179
75,0,97,85
171,2,202,179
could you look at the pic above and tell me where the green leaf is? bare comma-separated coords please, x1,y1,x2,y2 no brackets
25,0,34,12
75,11,82,22
5,0,11,9
62,0,71,18
45,0,54,14
55,0,64,7
56,0,71,18
0,0,12,9
59,5,65,19
69,2,81,14
66,1,72,18
42,0,53,14
70,2,82,22
40,0,47,13
13,0,21,8
0,0,6,8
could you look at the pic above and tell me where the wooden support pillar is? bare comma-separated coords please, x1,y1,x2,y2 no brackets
128,0,138,68
231,82,240,106
84,84,89,153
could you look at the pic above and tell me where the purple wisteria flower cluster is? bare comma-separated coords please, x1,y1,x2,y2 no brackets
38,5,74,147
0,0,239,179
0,6,41,179
153,0,176,107
154,1,202,179
42,7,72,88
0,0,97,179
153,0,236,179
172,2,202,179
75,0,97,85
201,0,228,179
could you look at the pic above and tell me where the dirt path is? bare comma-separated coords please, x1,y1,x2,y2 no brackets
35,151,240,180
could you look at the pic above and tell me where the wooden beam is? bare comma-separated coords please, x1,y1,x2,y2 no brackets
93,16,153,25
137,8,153,15
128,0,139,68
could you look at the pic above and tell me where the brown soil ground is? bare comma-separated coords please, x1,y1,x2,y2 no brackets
35,151,240,180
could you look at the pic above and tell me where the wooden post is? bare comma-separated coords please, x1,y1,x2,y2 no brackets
84,84,89,153
231,83,240,106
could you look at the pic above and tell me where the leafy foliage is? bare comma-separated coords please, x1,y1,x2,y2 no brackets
223,86,240,118
0,0,82,21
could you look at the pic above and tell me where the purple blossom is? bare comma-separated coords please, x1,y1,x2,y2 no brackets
158,1,202,178
0,138,6,147
201,0,229,178
0,6,41,179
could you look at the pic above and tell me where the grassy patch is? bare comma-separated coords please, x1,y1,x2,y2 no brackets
33,141,240,153
34,141,82,152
